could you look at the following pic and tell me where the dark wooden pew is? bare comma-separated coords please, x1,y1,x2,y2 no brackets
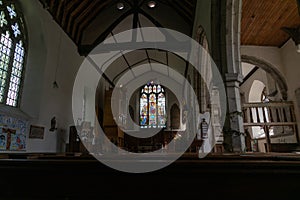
0,152,300,199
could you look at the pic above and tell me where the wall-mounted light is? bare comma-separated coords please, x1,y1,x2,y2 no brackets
148,1,156,8
281,27,300,53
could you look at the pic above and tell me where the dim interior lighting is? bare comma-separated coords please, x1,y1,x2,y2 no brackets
148,1,156,8
117,2,124,10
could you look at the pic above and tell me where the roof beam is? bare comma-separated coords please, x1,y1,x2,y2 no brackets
240,66,259,86
82,41,191,55
86,56,115,87
79,9,134,56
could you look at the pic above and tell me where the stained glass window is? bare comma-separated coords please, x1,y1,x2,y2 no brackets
140,81,166,128
0,1,26,107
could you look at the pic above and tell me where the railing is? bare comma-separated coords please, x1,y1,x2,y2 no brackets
242,101,298,152
243,101,297,127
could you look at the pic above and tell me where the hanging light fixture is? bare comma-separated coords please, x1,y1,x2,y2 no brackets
52,0,68,89
117,2,125,10
148,1,156,8
53,30,62,89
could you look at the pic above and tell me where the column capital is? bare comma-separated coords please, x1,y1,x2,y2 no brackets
225,73,243,83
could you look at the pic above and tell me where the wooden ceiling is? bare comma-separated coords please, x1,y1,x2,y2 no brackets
39,0,197,55
39,0,300,52
241,0,300,47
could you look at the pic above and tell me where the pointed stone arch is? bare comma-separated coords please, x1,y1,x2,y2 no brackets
195,25,210,113
241,55,288,100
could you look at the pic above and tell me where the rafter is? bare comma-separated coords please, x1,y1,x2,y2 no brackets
61,0,81,29
297,0,300,16
39,0,198,56
70,1,91,43
76,1,114,46
79,9,134,56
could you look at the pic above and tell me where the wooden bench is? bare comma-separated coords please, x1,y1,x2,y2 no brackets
269,143,300,153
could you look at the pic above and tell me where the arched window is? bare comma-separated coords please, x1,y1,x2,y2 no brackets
0,0,27,107
140,81,166,128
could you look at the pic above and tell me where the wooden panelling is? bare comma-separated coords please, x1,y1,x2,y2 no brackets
241,0,300,46
42,1,300,49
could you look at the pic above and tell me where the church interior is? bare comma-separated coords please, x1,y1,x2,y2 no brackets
0,0,300,198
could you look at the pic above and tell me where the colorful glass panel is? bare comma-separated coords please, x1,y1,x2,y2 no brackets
157,85,161,93
140,94,148,127
0,1,26,107
0,31,11,103
139,82,166,128
149,93,156,127
157,93,166,127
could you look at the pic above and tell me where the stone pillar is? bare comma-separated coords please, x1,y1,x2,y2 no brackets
225,73,245,152
224,0,246,152
211,0,245,152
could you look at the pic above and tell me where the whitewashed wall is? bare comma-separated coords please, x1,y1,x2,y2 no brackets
19,1,84,152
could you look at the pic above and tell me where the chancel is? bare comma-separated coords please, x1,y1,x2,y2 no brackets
0,0,300,199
